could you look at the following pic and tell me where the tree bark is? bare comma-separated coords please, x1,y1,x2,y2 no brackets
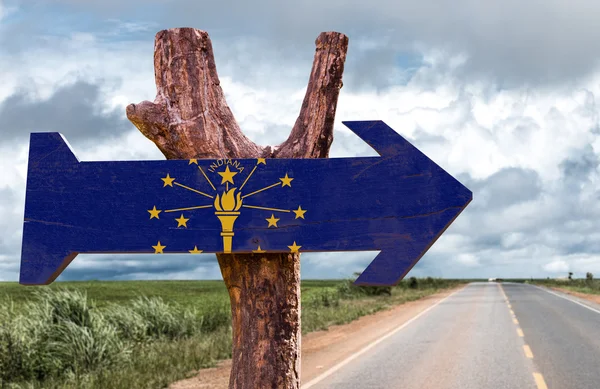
126,27,348,389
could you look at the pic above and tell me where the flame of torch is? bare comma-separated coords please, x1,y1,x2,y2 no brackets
214,188,243,212
214,188,242,253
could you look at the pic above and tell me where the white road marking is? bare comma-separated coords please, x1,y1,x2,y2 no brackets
531,284,600,315
301,286,467,389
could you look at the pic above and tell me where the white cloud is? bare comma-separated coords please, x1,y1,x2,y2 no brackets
543,260,570,273
453,253,480,267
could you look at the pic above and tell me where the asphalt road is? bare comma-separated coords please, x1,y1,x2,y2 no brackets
303,282,600,389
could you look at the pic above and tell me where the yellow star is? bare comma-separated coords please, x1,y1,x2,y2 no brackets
189,159,198,165
148,206,162,219
161,173,175,187
175,214,189,228
280,173,293,187
266,214,280,228
218,166,238,185
257,158,266,165
252,245,266,253
288,241,301,253
152,241,166,254
293,206,307,219
189,246,203,254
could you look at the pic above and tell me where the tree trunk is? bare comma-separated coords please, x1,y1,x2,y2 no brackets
126,27,348,389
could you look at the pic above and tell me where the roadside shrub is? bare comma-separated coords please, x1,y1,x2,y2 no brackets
358,284,392,296
335,278,355,297
408,277,419,289
586,279,600,291
336,275,456,296
335,273,392,297
305,289,340,308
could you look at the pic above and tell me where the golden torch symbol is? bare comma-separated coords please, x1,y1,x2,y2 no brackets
214,188,242,253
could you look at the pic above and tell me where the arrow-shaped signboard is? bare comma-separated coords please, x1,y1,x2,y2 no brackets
20,120,472,286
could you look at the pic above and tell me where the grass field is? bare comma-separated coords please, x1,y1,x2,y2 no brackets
0,277,464,389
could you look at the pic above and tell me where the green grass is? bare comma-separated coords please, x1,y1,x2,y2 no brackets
0,280,231,311
0,277,463,389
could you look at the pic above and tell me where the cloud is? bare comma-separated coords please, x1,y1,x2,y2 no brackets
543,260,570,273
453,253,481,267
56,253,221,281
10,0,600,87
559,144,599,189
0,80,132,146
301,252,374,279
472,167,542,210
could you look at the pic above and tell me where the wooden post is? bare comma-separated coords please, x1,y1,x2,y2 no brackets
126,28,348,388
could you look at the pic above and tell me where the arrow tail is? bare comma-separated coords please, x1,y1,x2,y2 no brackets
20,221,78,285
26,132,80,167
21,133,81,284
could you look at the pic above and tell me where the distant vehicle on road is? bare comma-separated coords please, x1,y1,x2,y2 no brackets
488,278,504,282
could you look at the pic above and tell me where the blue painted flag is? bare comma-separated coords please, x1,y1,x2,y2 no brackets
20,121,472,286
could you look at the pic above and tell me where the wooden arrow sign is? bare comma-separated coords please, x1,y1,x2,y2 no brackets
19,120,472,286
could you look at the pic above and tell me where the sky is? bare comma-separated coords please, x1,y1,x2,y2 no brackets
1,0,600,282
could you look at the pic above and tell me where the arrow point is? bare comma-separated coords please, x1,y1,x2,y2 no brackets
352,200,471,287
342,120,405,157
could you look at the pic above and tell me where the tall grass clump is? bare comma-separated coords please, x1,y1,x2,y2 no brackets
0,300,48,385
0,288,131,386
0,287,223,387
130,296,196,340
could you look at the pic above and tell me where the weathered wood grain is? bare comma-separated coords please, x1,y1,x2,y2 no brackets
272,32,348,158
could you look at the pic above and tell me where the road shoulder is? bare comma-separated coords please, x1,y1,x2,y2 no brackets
547,286,600,306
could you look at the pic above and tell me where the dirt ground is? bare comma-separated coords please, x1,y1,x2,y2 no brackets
169,286,464,389
550,286,600,305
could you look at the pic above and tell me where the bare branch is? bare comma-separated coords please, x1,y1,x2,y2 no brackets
126,28,263,160
273,32,349,159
